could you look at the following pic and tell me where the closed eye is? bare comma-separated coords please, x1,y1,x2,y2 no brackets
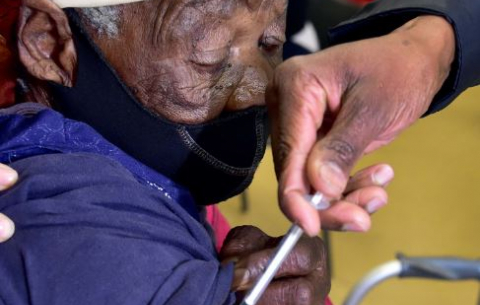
189,48,229,74
259,36,285,56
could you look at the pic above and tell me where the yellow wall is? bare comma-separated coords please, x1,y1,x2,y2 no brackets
220,86,480,305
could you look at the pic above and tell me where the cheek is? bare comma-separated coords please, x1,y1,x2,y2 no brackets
131,59,243,123
134,59,210,107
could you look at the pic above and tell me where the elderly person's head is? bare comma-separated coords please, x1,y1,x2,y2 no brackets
17,0,287,204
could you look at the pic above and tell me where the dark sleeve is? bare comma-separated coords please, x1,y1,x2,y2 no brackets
0,153,235,305
327,0,480,115
286,0,308,38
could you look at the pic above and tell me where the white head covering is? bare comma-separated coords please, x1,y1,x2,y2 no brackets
52,0,145,8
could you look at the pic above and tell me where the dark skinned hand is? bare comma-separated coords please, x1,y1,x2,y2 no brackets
268,15,456,236
220,225,330,305
220,165,392,305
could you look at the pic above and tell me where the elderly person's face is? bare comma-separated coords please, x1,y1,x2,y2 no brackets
17,0,288,204
79,0,287,123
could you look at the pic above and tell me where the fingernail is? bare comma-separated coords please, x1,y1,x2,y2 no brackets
319,162,346,195
0,164,18,191
0,214,15,242
233,268,250,290
301,220,320,238
373,166,394,186
366,197,386,214
341,222,368,232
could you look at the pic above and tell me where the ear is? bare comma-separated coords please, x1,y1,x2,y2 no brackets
18,0,77,87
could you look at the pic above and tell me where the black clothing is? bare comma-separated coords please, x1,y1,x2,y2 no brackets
288,0,480,114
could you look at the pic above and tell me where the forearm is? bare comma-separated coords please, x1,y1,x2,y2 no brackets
391,15,455,99
329,0,480,114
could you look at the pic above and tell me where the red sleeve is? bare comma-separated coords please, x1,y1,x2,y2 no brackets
0,0,20,107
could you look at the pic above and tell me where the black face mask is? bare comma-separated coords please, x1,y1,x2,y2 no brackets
48,10,268,205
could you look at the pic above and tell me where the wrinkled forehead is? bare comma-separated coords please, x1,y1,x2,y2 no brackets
193,0,287,17
55,0,287,16
145,0,287,47
172,0,287,24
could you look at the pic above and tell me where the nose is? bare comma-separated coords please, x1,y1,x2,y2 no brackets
226,66,268,111
224,44,272,111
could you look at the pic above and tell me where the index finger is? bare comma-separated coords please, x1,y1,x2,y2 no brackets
267,62,328,236
231,235,326,291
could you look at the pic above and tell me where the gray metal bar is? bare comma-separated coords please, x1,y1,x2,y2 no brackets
343,260,402,305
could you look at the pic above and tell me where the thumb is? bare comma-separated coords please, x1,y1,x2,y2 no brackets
270,83,328,237
307,98,379,200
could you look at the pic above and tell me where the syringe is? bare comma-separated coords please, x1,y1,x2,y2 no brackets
240,192,330,305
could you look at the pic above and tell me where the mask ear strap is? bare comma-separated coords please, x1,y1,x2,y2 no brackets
52,0,145,9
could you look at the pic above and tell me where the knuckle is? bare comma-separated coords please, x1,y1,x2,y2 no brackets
277,57,303,75
288,250,313,275
234,225,265,237
313,238,329,275
325,138,358,169
275,136,295,171
220,226,268,256
294,280,315,305
312,237,327,261
290,237,326,275
276,57,316,87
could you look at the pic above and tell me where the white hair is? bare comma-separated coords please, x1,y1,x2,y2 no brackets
78,6,121,37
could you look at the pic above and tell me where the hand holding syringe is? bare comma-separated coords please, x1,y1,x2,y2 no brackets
240,192,330,305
